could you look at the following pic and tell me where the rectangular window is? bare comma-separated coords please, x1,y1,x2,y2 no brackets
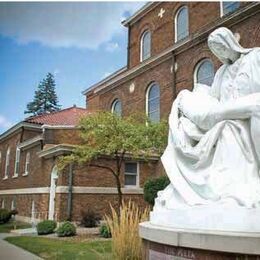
14,147,20,177
24,152,30,176
124,162,139,187
4,148,10,179
221,2,240,16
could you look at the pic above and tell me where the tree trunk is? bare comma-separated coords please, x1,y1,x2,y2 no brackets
115,174,123,208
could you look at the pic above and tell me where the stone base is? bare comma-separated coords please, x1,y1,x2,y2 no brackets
140,222,260,259
150,205,260,232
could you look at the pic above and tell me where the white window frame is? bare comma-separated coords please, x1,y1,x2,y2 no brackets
11,198,16,210
111,99,122,117
220,1,240,17
174,6,189,43
124,162,139,188
146,83,160,123
1,199,5,209
13,146,20,178
193,58,215,87
23,152,30,176
140,30,151,62
4,147,10,180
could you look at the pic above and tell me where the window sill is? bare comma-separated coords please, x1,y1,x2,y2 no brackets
22,173,28,177
124,185,139,189
12,175,18,179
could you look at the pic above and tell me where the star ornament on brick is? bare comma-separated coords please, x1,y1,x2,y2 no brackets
158,8,165,18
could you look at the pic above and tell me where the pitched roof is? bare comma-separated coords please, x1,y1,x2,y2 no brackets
24,106,91,126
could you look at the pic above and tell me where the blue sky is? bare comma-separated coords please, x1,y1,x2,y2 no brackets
0,2,144,133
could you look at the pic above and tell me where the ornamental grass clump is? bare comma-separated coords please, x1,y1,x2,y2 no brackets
105,201,149,260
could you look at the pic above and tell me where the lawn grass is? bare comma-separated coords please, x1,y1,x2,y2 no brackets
5,236,112,260
0,221,32,233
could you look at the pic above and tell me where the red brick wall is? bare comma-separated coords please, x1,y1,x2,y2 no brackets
88,58,174,120
0,194,49,220
59,158,158,188
44,128,82,145
128,2,219,69
87,2,258,118
57,193,150,222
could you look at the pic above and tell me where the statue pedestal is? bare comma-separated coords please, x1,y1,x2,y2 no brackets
140,222,260,259
150,205,260,232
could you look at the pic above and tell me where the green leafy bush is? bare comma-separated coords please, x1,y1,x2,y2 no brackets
56,221,76,237
99,223,111,238
144,175,170,206
36,220,57,235
0,209,12,224
80,210,100,228
10,209,18,216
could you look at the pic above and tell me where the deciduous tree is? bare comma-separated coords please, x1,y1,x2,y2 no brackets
59,112,168,206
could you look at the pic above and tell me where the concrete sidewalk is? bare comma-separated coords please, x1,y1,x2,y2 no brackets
0,233,42,260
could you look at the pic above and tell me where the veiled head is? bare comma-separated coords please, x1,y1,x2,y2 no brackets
208,27,250,64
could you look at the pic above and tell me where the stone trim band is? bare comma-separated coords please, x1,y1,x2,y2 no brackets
0,186,144,195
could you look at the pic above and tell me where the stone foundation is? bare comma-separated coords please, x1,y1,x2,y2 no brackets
140,222,260,259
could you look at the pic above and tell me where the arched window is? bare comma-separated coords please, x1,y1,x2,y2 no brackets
194,59,215,86
111,99,122,117
221,2,240,16
175,6,189,42
14,146,20,177
4,147,10,179
24,152,30,176
140,30,151,62
146,83,160,123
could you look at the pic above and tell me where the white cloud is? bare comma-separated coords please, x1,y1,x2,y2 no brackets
105,42,119,52
53,69,60,76
0,2,144,49
103,72,112,79
0,115,12,128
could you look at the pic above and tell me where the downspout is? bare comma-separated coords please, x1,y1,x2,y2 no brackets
172,51,177,101
67,163,73,221
127,25,131,69
20,126,25,143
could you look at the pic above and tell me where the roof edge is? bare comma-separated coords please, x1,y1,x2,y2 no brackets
82,66,127,95
121,2,155,27
0,122,42,141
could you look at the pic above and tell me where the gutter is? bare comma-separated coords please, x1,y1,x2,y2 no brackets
37,144,74,159
0,122,42,142
121,2,157,27
18,135,43,151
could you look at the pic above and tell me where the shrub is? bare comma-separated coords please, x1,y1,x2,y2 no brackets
106,201,149,260
36,220,57,235
99,223,111,238
143,175,170,206
10,209,18,216
56,221,76,237
0,209,12,224
80,209,100,228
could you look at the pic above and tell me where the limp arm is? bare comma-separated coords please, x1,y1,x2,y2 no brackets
179,90,260,130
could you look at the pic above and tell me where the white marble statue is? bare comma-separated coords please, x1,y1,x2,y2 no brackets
151,27,260,232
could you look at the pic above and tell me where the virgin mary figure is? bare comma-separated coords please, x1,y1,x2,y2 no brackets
151,27,260,231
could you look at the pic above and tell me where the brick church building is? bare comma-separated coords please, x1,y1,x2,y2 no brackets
0,2,259,223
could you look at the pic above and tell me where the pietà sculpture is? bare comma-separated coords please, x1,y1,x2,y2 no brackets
151,27,260,232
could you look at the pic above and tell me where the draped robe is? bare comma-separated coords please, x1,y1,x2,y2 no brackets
155,48,260,210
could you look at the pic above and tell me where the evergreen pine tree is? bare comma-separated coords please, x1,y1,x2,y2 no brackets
25,73,61,115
